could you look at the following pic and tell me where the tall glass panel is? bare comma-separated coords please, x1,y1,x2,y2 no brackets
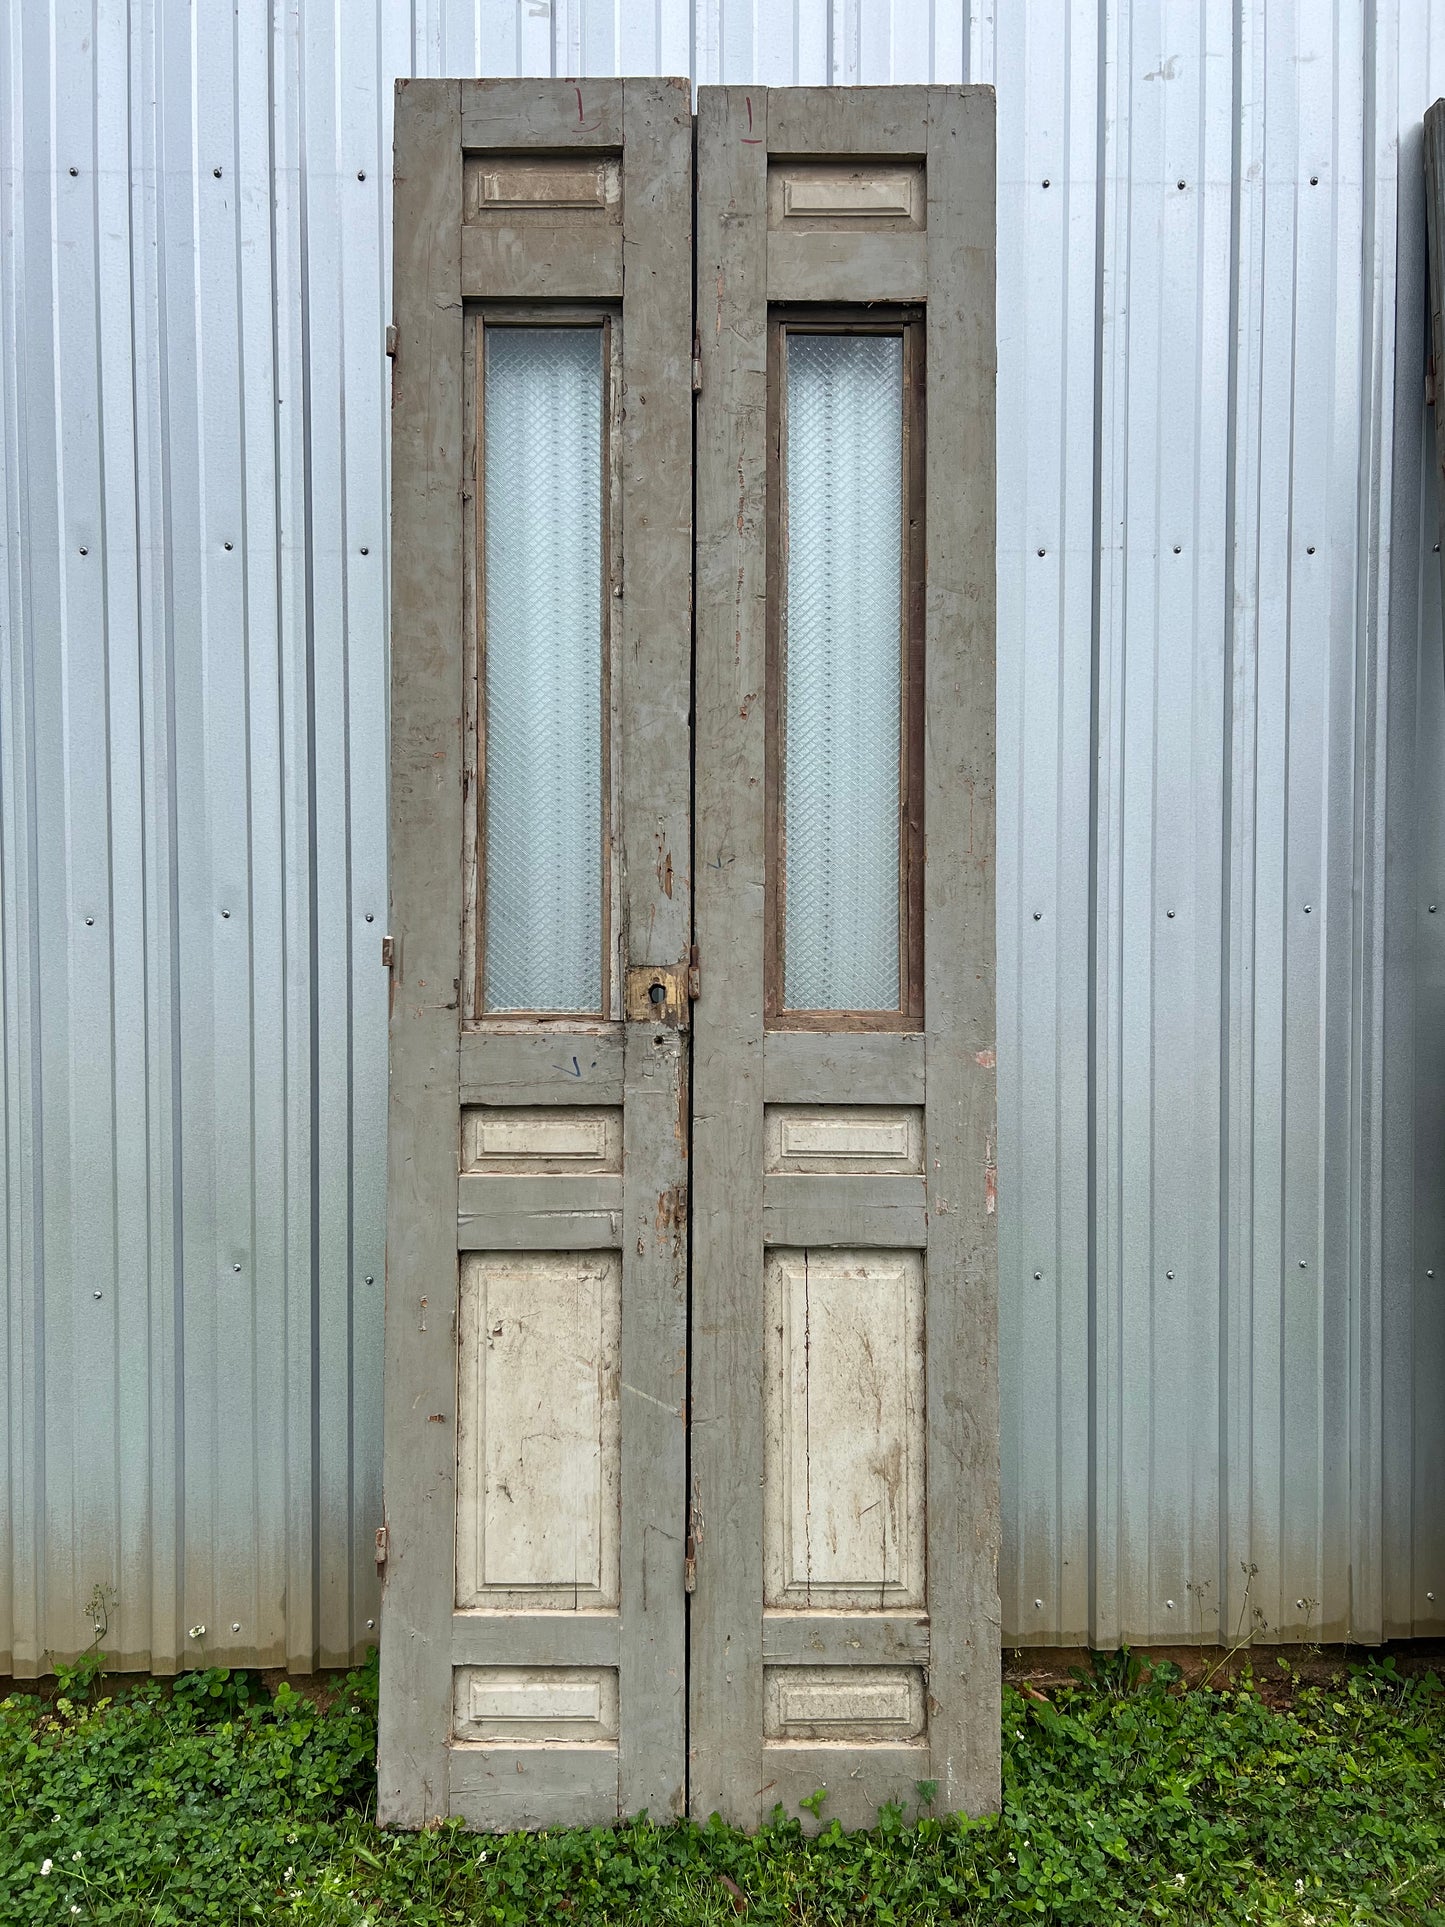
482,326,604,1013
783,332,904,1011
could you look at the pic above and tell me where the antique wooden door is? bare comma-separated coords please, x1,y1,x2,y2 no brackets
689,86,999,1828
381,77,997,1834
380,77,694,1829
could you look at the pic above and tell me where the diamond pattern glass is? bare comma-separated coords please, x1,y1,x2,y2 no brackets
482,327,604,1013
783,332,904,1011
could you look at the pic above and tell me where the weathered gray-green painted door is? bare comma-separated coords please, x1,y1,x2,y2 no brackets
380,77,694,1830
689,85,1000,1829
382,78,998,1835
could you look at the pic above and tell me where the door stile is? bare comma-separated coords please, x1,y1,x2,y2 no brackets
379,78,466,1829
689,86,770,1828
616,76,694,1824
921,87,1000,1816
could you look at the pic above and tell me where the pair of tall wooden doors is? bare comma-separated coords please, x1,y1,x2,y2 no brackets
381,77,997,1833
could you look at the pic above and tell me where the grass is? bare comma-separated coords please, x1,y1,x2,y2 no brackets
1,1648,1443,1924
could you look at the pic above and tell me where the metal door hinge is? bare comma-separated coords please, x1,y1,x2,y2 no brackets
688,943,701,1000
381,934,395,969
386,323,398,358
691,330,702,394
374,1525,389,1571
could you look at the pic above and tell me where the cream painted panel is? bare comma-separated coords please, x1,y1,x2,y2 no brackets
456,1253,621,1608
462,1106,622,1172
763,1665,925,1741
764,1106,923,1173
766,163,926,231
764,1250,925,1608
463,156,623,219
453,1665,620,1742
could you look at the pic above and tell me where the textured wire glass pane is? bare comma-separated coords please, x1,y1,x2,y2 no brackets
783,333,904,1011
483,327,604,1013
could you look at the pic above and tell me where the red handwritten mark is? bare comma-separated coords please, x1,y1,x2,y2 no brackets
575,85,584,122
974,1047,996,1070
742,93,761,142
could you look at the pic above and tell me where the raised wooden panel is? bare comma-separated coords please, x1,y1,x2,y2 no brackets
768,163,924,230
456,1253,621,1609
466,156,622,219
463,1107,622,1173
764,1106,922,1173
763,1666,925,1741
453,1666,620,1742
764,1250,925,1609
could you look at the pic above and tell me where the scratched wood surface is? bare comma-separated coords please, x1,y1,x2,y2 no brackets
690,85,771,1829
379,77,465,1830
615,76,694,1824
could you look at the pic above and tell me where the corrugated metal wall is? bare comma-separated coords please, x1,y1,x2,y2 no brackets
2,0,1443,1674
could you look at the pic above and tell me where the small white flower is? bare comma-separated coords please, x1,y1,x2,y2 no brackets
71,1909,81,1918
39,1859,53,1876
1173,1873,1186,1888
283,1867,294,1884
52,1815,60,1825
1295,1879,1305,1897
287,1834,297,1845
72,1850,82,1861
477,1850,488,1864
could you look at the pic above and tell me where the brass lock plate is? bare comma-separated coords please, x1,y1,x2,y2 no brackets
625,963,690,1027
